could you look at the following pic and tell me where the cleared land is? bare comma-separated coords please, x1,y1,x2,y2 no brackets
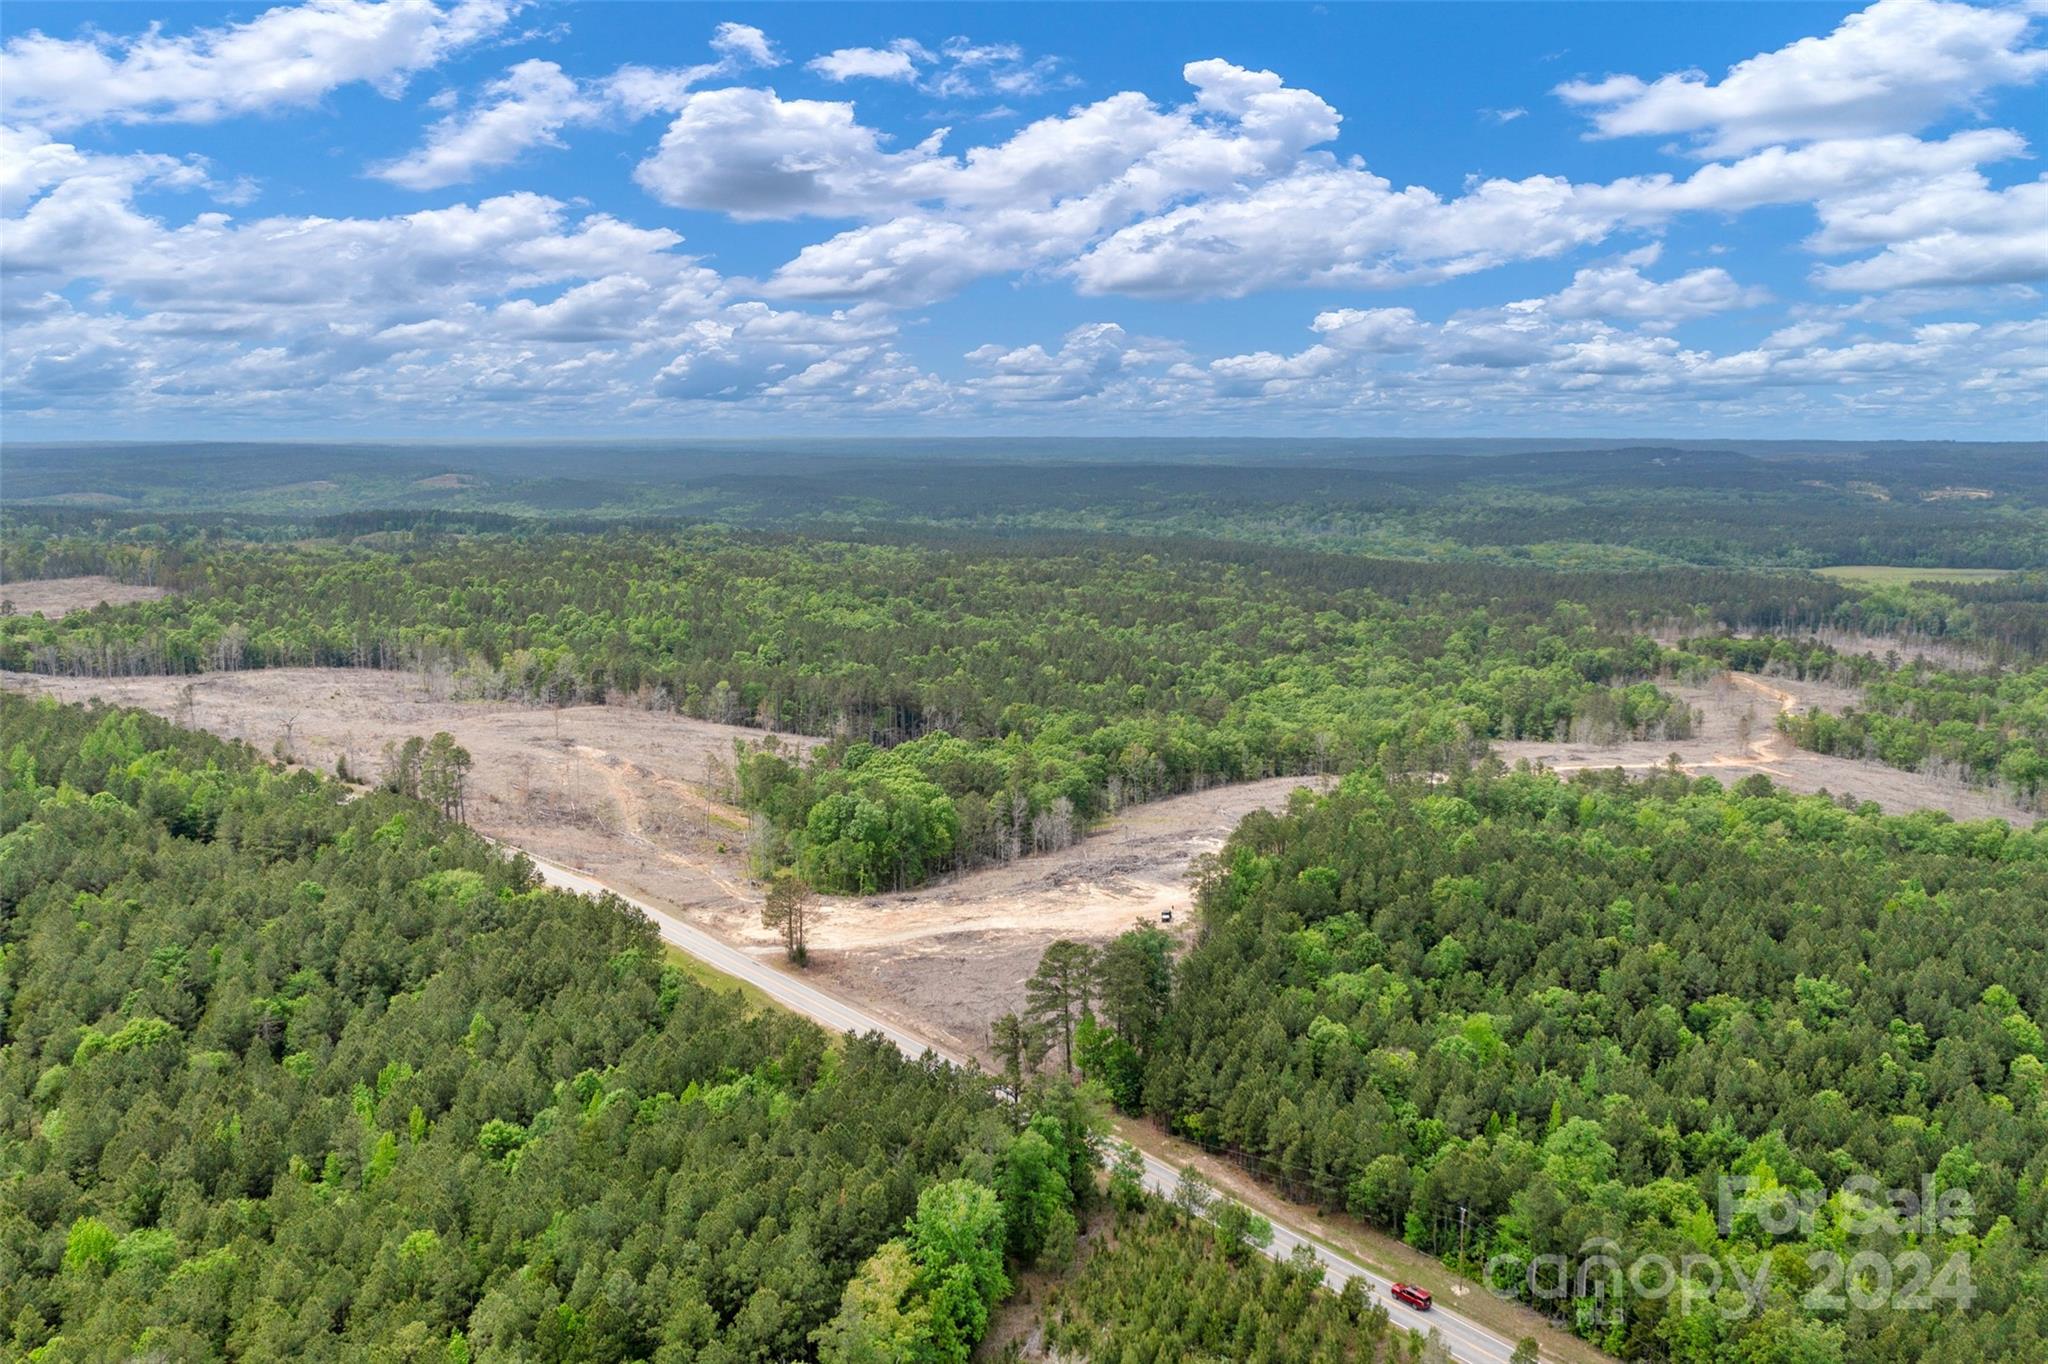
1660,623,2000,672
0,668,803,919
709,774,1330,1057
1496,670,2037,825
1816,565,2017,586
7,660,2035,1056
1,576,169,617
0,667,1311,1055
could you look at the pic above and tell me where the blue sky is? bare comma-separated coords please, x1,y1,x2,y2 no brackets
3,0,2045,438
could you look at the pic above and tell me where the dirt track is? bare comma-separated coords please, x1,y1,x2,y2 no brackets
1495,671,2036,825
8,657,2035,1057
1,667,1322,1054
1,668,805,917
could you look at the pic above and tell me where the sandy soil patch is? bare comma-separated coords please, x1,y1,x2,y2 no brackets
1,667,1321,1056
1796,627,1998,671
2,576,169,618
1,667,800,911
8,662,2035,1059
1495,670,2037,825
1663,625,1999,672
709,774,1331,1055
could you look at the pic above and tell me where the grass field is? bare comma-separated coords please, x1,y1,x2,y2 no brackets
1817,565,2018,587
664,944,788,1016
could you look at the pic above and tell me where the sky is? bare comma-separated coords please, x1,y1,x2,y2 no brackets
2,0,2045,440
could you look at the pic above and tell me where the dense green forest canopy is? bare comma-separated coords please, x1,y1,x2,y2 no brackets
1078,766,2048,1364
0,695,1101,1363
4,443,2046,1362
1036,1200,1410,1364
0,518,1846,893
7,440,2046,1364
7,439,2045,571
7,512,2046,888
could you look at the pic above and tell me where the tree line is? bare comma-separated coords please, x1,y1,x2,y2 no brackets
1045,766,2048,1364
1777,662,2048,810
5,519,2039,896
0,694,1108,1362
0,524,1736,893
1683,633,2048,810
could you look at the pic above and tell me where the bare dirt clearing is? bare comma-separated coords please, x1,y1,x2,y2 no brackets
2,576,169,618
1496,670,2036,825
2,668,803,916
9,660,2035,1057
1664,624,2000,672
705,773,1333,1055
1,667,1320,1055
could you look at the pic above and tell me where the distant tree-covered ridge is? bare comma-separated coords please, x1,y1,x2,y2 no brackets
0,694,1099,1362
1073,766,2048,1364
7,440,2045,572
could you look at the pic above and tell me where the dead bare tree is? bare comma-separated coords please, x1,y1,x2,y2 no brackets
1033,795,1076,854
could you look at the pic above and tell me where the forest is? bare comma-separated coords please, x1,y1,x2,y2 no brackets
3,441,2045,1364
1055,766,2048,1364
1034,1200,1410,1364
9,511,2046,888
0,520,1727,893
1672,631,2048,805
8,440,2047,573
0,695,1106,1362
7,513,2046,890
1777,660,2048,803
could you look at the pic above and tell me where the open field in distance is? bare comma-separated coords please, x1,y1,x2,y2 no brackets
1816,564,2019,586
0,576,170,617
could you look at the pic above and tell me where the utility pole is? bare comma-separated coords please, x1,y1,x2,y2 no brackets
1458,1204,1469,1270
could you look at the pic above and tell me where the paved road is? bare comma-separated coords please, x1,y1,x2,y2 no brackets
520,848,1523,1364
517,851,941,1061
1141,1142,1522,1364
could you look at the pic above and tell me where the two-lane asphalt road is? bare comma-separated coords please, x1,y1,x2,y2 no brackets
520,848,1524,1364
1127,1142,1523,1362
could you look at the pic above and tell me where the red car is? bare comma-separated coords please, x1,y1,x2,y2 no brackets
1390,1282,1433,1311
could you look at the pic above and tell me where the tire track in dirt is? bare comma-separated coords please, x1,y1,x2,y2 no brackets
569,744,759,906
568,742,749,828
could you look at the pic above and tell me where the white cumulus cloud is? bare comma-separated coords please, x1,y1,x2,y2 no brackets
370,22,786,190
808,42,925,83
372,59,602,190
0,0,518,129
1556,0,2048,156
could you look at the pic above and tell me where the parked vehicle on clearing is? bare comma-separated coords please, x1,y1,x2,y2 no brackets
1390,1282,1432,1311
1161,908,1174,923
